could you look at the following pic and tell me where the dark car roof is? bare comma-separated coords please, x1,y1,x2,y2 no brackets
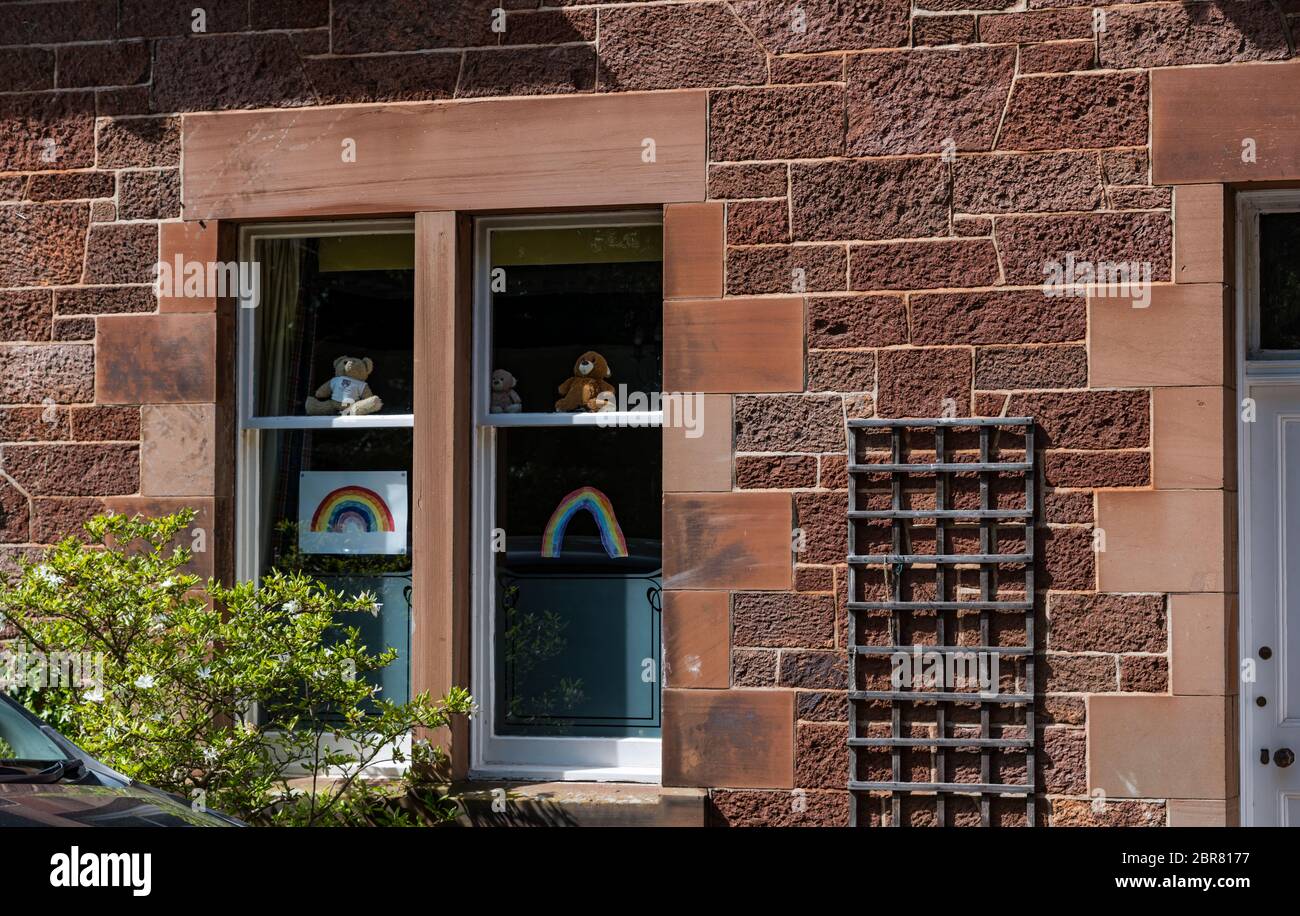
0,782,232,827
0,693,237,827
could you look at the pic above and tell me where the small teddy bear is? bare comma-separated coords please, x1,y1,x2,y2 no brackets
555,350,616,412
490,369,522,413
305,355,383,416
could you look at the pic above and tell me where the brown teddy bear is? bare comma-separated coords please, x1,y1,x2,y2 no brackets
555,350,615,412
306,356,383,416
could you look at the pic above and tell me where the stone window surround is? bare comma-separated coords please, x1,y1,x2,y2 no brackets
165,90,801,786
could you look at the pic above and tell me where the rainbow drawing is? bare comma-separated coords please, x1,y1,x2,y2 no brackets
541,486,628,559
310,485,396,533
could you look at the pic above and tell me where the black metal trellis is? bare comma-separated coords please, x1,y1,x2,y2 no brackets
845,417,1037,827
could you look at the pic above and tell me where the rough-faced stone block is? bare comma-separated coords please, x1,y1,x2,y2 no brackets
1099,1,1290,69
599,3,766,91
953,151,1103,213
726,200,789,246
57,40,151,88
975,344,1087,389
0,291,53,342
807,295,907,349
979,8,1093,43
997,211,1171,285
710,85,844,161
96,116,180,167
791,158,948,241
733,0,909,52
118,169,180,221
734,592,835,648
331,0,496,53
1018,40,1095,73
0,203,88,287
56,286,156,316
734,394,845,453
0,91,96,171
708,163,788,200
1005,390,1149,448
849,239,1000,290
912,290,1086,345
876,347,972,418
24,170,115,201
808,350,874,393
152,33,315,113
727,245,847,295
1,443,138,496
0,478,31,543
846,47,1015,155
82,223,159,285
1,47,54,92
1042,449,1151,489
1049,593,1167,653
0,343,94,403
458,46,596,98
998,71,1148,151
304,51,460,105
736,455,818,490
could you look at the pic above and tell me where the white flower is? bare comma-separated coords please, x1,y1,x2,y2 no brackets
201,746,219,764
158,578,175,589
369,601,383,618
134,674,156,689
282,600,299,614
33,566,64,587
83,686,105,703
195,666,212,680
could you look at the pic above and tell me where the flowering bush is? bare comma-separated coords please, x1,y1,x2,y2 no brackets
0,510,473,826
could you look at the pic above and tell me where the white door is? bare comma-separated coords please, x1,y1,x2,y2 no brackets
1244,382,1300,825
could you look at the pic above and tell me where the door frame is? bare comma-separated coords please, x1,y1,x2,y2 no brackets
1235,188,1300,825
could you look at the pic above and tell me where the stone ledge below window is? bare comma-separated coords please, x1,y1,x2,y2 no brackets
451,781,708,827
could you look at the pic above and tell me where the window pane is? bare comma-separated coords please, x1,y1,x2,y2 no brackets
494,426,661,738
1259,212,1300,352
258,427,413,706
490,225,662,414
253,232,414,416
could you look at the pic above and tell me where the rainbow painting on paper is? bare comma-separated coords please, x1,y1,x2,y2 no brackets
541,486,628,559
310,486,395,534
298,471,408,555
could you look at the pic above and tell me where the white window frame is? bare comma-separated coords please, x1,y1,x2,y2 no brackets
235,219,416,776
1236,189,1300,825
470,211,665,783
1240,190,1300,369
